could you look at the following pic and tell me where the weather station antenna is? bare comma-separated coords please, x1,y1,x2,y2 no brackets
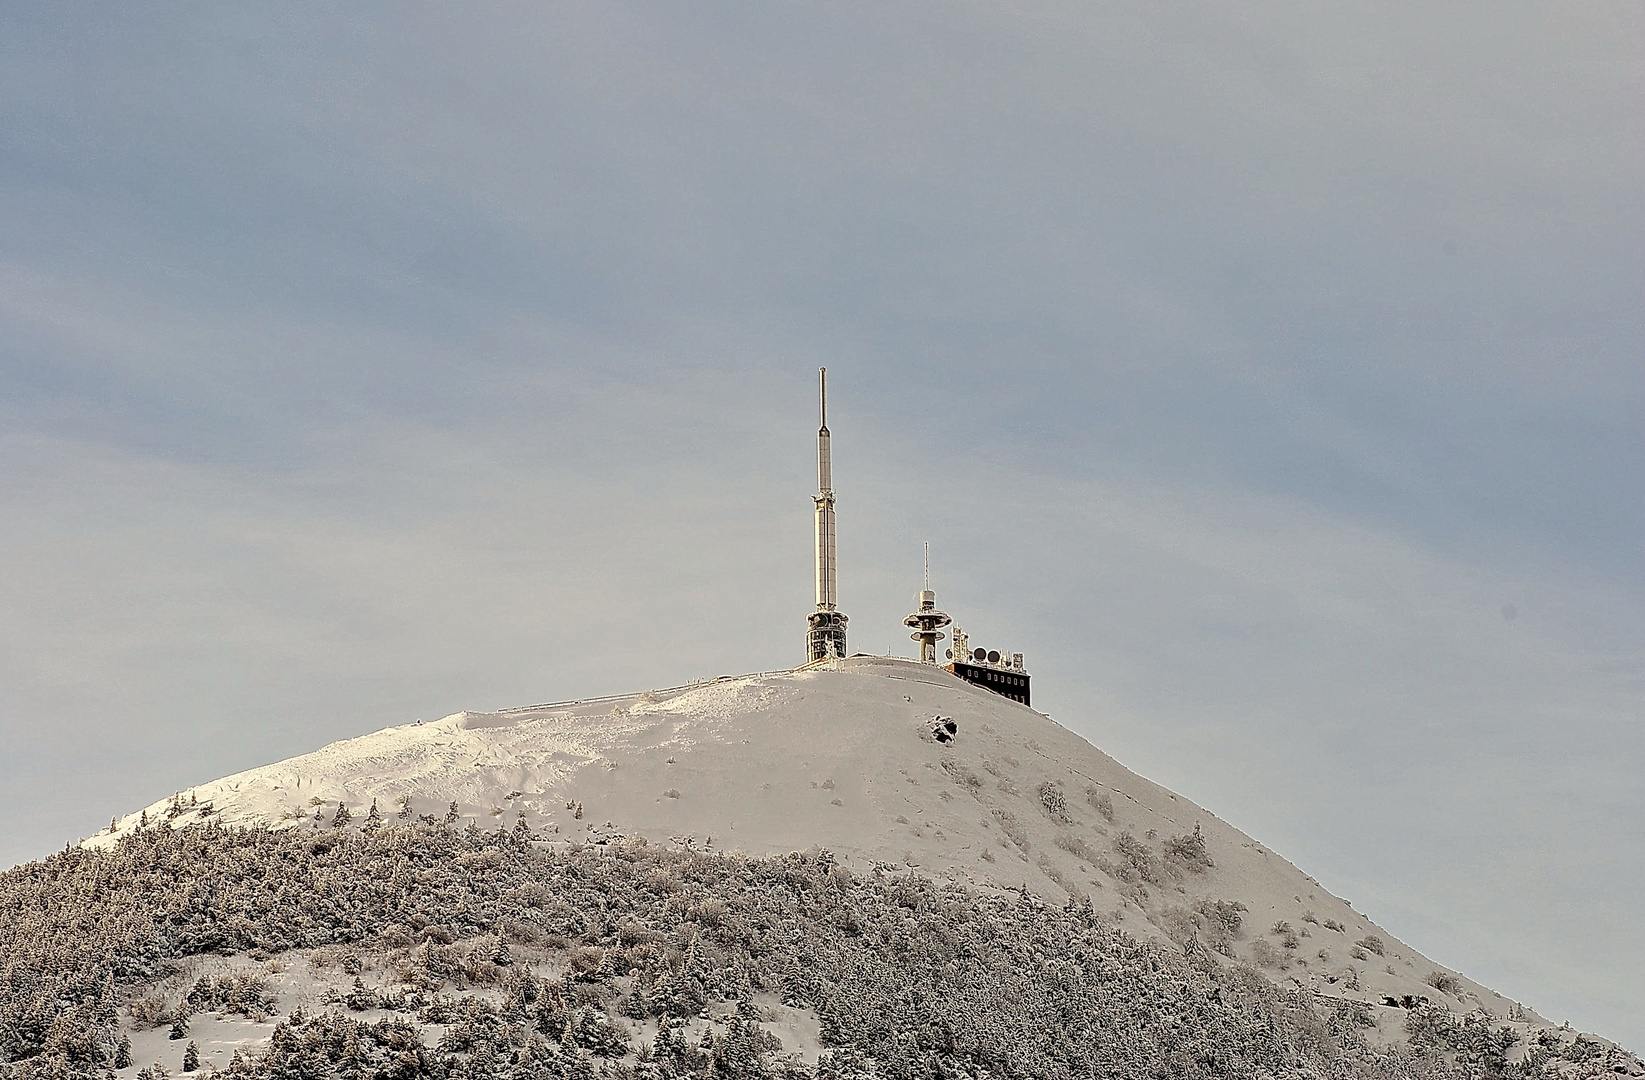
806,368,849,662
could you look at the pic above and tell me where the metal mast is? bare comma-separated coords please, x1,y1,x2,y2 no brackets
806,368,849,662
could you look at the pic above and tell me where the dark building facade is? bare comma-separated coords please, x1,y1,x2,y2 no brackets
946,657,1030,706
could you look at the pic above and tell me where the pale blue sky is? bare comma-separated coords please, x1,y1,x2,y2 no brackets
1,2,1640,1046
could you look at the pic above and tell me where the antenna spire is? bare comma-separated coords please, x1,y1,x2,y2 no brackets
924,541,930,591
806,367,848,663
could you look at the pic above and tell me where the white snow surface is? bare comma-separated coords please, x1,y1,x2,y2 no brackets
88,655,1538,1030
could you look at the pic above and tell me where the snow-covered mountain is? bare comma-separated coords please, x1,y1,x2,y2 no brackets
89,655,1538,1038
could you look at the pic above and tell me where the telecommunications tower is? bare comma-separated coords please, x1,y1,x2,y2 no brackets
903,542,952,664
806,368,849,662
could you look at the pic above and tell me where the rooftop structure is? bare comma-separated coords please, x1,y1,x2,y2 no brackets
945,625,1030,706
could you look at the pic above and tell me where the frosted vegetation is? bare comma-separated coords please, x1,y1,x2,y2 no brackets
2,822,1632,1079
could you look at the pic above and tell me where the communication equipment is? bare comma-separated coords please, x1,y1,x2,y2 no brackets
902,542,953,664
805,368,849,662
793,368,1033,709
945,625,1030,705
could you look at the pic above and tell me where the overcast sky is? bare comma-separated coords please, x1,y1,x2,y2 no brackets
1,0,1640,1047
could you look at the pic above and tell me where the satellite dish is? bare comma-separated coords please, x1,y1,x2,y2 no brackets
973,648,987,662
944,648,952,659
987,650,1001,664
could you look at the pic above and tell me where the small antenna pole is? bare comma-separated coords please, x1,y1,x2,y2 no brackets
924,541,930,591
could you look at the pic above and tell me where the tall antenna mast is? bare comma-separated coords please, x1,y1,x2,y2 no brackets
905,541,951,664
806,368,848,662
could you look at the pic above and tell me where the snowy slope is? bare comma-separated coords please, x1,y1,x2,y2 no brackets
88,655,1539,1035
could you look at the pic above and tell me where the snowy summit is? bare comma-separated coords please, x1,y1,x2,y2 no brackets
94,654,1545,1045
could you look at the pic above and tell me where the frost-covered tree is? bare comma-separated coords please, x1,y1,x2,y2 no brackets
1164,822,1214,871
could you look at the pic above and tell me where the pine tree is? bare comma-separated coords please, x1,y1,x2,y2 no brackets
398,794,414,820
113,1035,132,1069
168,1016,188,1040
445,801,460,825
96,977,119,1028
332,802,353,829
364,799,382,829
139,809,148,828
182,1041,199,1072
